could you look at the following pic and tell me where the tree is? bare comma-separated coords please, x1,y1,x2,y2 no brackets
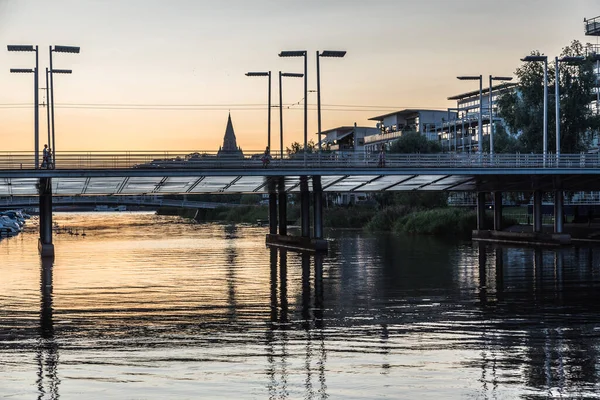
286,140,317,155
497,40,600,153
481,123,523,153
388,131,441,154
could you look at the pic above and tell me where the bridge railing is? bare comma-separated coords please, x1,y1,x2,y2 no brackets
1,151,600,170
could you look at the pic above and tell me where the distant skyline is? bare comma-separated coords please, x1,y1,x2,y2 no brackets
0,0,599,152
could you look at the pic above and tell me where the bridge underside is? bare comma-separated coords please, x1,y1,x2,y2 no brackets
1,171,600,196
1,173,600,196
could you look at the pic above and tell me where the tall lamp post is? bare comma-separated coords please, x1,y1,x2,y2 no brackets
49,45,80,164
278,72,304,159
279,51,307,164
245,71,272,153
521,55,548,158
8,45,39,169
316,50,346,152
488,76,513,155
457,75,483,155
555,56,584,157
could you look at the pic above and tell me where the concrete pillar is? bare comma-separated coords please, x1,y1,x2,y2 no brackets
300,176,310,238
493,191,503,231
268,192,278,235
278,179,287,236
476,192,487,230
554,191,564,233
533,190,543,233
313,175,323,239
38,178,54,257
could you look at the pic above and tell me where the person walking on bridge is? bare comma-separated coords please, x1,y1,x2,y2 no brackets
42,144,49,169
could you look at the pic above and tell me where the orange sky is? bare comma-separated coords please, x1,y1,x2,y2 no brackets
0,0,599,153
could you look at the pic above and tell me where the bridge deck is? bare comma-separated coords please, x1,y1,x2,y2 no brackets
0,152,599,195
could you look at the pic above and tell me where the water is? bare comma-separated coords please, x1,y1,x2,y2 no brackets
2,212,600,399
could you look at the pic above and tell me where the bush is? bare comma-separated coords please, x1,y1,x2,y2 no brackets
365,205,411,231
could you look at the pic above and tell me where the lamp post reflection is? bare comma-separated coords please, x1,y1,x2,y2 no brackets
38,257,59,399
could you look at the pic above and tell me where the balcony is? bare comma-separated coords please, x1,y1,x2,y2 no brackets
585,16,600,36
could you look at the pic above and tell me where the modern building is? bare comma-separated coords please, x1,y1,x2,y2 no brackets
217,113,244,158
319,124,379,152
364,109,450,153
445,82,518,152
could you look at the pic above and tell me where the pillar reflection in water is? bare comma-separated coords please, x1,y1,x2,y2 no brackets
224,224,238,320
38,257,59,400
478,242,488,305
265,249,328,399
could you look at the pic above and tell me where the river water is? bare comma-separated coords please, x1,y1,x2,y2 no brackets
2,212,600,399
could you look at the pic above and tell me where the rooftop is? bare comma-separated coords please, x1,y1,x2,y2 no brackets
368,109,446,121
448,82,518,101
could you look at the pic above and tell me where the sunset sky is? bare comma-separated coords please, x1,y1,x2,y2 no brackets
0,0,599,152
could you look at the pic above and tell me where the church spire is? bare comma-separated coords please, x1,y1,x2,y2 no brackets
217,112,244,158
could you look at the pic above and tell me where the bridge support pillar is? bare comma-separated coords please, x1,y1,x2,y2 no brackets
300,176,310,238
313,176,323,239
38,178,54,258
477,192,487,230
554,191,564,234
268,192,278,235
278,178,287,236
493,191,503,231
533,190,543,233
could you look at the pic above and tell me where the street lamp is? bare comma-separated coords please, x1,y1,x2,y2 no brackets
316,50,346,152
8,45,39,169
457,75,483,154
279,72,304,159
488,76,513,155
521,55,548,157
555,56,584,157
279,50,307,164
49,45,79,164
245,71,272,153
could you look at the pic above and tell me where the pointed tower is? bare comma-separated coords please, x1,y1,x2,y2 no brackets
217,113,244,158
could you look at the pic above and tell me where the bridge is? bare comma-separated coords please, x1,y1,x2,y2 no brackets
1,150,599,256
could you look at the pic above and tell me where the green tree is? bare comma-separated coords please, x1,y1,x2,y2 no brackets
497,40,600,153
481,123,523,153
388,131,442,153
286,140,317,155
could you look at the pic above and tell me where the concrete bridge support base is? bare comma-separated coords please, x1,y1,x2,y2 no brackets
493,191,503,231
38,178,54,258
266,175,328,253
300,176,310,238
476,192,487,231
268,192,278,235
278,179,287,236
312,176,323,240
533,190,543,233
554,191,564,234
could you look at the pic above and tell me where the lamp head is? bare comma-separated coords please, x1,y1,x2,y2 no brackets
52,69,73,74
53,45,80,54
280,72,304,78
558,56,585,63
279,50,306,58
10,68,34,73
7,45,35,52
245,72,270,77
320,50,346,58
491,76,513,81
521,55,547,62
457,76,481,80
